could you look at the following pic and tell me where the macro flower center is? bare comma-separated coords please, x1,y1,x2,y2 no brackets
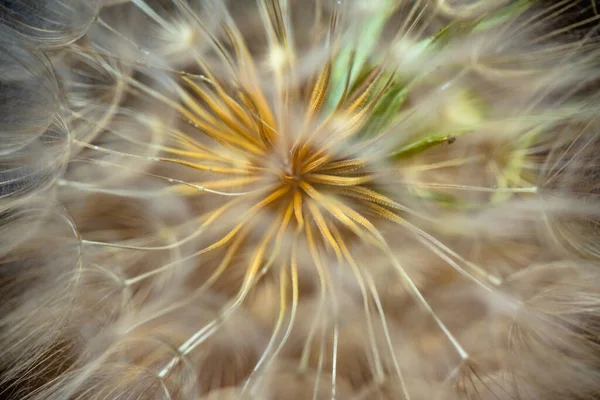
278,153,304,186
280,168,302,185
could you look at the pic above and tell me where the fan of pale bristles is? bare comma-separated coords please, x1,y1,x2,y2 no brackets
2,0,600,399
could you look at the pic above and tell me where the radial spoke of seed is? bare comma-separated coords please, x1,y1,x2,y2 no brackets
183,72,257,132
257,201,297,276
306,200,342,260
326,57,383,123
246,234,301,395
123,73,264,157
58,178,163,199
331,321,340,400
259,0,290,47
293,189,305,228
365,202,502,288
364,273,411,400
330,226,385,382
202,76,261,137
313,322,327,400
168,128,233,160
169,176,264,193
157,157,260,175
312,83,396,171
167,176,263,196
177,103,266,157
181,77,263,148
343,107,417,157
68,153,255,199
170,0,238,74
239,87,280,148
305,218,335,303
348,214,471,361
324,201,376,245
158,210,284,378
241,261,289,396
299,221,336,373
530,13,600,45
177,81,222,127
339,186,404,211
343,66,386,115
311,195,470,361
257,0,294,130
294,7,345,159
406,2,431,39
69,106,186,161
298,295,326,371
273,201,296,252
392,181,538,194
83,190,249,253
152,145,224,163
316,158,367,174
94,18,151,67
330,50,358,114
121,238,222,284
300,182,384,247
303,70,396,172
220,23,278,130
132,0,173,31
402,155,484,173
386,245,469,360
160,175,258,197
339,67,388,124
123,229,251,334
72,139,162,164
180,185,290,257
357,190,433,222
396,0,423,38
518,0,576,36
306,60,333,121
298,224,338,380
306,174,373,186
544,120,597,186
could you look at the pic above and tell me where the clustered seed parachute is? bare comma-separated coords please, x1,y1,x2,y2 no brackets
1,1,600,399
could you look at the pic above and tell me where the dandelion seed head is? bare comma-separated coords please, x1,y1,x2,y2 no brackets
2,0,600,399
